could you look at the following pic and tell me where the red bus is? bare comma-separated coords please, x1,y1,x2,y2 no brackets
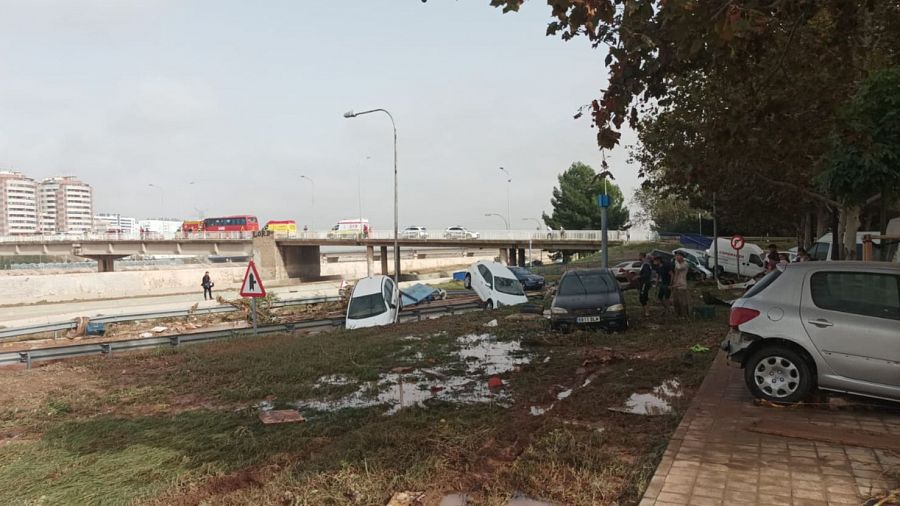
202,215,260,232
180,220,204,233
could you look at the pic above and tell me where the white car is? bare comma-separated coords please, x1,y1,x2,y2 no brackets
444,226,479,239
345,275,400,330
401,226,428,239
612,260,643,281
463,260,528,309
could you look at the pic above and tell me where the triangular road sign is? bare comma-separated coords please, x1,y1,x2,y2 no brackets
240,260,267,298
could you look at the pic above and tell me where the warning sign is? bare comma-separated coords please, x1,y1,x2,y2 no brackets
240,260,267,298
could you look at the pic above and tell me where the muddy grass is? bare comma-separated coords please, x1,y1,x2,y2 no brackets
0,290,726,505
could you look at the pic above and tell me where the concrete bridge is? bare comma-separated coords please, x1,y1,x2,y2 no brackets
0,230,622,279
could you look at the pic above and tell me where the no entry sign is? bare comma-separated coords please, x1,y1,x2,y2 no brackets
730,235,745,251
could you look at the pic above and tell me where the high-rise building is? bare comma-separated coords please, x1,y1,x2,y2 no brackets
38,176,94,234
0,171,39,235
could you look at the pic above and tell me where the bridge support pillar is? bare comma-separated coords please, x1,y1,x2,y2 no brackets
518,248,526,267
254,235,321,281
380,246,389,275
84,255,128,272
508,248,517,266
366,246,375,277
499,248,509,265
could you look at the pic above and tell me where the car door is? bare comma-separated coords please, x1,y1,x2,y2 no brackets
476,264,493,301
383,277,399,322
800,270,900,387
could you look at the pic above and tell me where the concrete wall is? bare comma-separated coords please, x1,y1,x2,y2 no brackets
5,266,247,304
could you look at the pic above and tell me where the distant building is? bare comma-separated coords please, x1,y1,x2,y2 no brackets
38,176,94,234
0,171,39,235
138,218,183,239
95,213,139,237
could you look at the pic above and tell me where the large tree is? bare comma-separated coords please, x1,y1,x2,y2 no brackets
543,162,629,230
491,0,900,254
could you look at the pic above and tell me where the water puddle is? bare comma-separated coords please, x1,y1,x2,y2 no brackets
556,388,573,400
314,374,354,388
609,378,682,416
298,334,531,416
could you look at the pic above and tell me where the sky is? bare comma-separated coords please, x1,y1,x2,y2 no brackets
0,0,641,231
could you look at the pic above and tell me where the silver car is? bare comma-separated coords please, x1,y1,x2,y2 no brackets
722,261,899,403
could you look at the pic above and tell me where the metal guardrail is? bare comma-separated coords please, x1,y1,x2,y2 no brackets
0,301,484,368
0,295,343,341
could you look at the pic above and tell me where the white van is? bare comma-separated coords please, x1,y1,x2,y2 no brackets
706,237,766,277
463,260,528,309
345,275,399,330
327,219,370,239
807,232,881,261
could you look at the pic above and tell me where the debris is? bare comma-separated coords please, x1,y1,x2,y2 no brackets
504,313,543,321
67,316,89,339
701,292,734,307
86,322,106,336
556,388,573,400
863,488,899,506
827,396,854,410
139,332,153,338
386,491,425,506
150,326,168,333
543,356,551,363
400,284,443,306
429,385,445,394
439,493,468,506
487,376,503,389
390,366,415,374
258,409,306,425
582,347,624,367
483,319,498,327
560,419,605,433
530,404,553,416
690,344,710,353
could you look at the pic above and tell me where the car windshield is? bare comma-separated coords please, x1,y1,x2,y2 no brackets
495,276,524,295
508,267,527,276
558,272,617,296
347,293,388,320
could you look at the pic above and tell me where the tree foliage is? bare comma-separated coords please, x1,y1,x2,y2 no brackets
543,162,629,231
820,67,900,230
633,186,705,234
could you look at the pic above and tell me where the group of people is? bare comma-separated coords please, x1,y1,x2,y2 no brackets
637,251,692,318
765,244,811,272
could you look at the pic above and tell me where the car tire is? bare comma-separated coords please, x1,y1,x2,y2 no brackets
483,299,493,310
463,274,472,289
744,346,814,403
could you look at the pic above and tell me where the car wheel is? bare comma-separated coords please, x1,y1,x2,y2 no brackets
483,299,493,310
744,346,814,403
463,274,472,289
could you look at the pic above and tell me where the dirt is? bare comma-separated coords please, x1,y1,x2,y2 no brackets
147,465,276,506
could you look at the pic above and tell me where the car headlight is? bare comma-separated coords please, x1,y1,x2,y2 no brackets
551,306,568,314
607,304,625,312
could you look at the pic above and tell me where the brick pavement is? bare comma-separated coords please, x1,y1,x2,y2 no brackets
640,352,900,506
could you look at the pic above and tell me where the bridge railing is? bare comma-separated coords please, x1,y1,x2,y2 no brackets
0,232,255,242
273,229,624,242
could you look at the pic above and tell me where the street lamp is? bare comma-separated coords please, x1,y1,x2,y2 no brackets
591,169,616,269
522,217,542,230
147,183,164,214
498,167,511,229
299,175,315,232
484,212,509,230
344,108,399,284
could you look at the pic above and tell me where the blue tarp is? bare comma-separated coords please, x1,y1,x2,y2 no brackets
679,233,712,250
400,284,439,306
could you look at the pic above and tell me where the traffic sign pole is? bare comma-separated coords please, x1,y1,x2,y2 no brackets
598,194,611,269
251,298,258,333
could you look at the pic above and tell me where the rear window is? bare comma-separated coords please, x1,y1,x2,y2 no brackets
347,293,388,320
743,269,782,298
558,272,617,296
810,271,900,320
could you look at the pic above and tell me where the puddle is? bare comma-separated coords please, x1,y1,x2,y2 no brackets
299,334,531,415
529,405,553,416
609,378,682,416
314,375,354,388
257,400,275,412
556,388,573,400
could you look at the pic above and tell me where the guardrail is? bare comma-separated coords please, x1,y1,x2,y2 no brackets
0,295,343,342
0,301,484,368
0,232,255,242
275,230,625,242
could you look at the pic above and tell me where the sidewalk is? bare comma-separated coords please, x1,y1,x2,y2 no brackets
641,353,900,506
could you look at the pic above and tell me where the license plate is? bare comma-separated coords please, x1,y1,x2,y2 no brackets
576,316,602,323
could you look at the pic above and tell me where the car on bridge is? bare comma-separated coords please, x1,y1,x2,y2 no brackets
444,226,479,240
401,226,428,239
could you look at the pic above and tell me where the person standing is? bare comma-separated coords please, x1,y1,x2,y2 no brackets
201,271,213,300
653,255,673,314
638,253,653,317
765,244,780,272
671,252,691,317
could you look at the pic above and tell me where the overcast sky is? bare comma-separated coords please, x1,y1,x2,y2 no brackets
0,0,641,231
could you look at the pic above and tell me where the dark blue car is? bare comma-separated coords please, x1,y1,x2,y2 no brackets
507,266,545,291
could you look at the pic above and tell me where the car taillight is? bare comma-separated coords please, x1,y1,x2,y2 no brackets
729,307,760,329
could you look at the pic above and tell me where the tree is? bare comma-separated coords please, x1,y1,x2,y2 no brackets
543,162,629,231
633,186,706,234
821,67,900,245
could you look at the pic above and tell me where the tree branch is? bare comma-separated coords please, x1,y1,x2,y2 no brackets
753,173,840,207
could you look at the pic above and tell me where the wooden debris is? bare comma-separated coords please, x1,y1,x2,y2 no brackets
258,409,306,425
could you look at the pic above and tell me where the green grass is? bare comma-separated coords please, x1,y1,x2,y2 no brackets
0,293,726,505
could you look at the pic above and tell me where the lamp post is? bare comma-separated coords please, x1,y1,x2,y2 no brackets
498,167,511,230
521,218,541,265
522,217,542,230
591,170,616,269
299,175,315,232
147,183,164,213
344,108,399,284
484,212,509,230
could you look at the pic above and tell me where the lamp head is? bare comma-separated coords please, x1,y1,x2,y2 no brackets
343,110,356,118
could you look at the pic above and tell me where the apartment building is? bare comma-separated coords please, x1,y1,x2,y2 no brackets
94,213,139,236
0,171,39,235
38,176,94,234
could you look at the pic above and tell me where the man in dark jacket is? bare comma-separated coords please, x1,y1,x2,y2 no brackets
653,256,673,314
201,271,213,300
638,253,653,317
